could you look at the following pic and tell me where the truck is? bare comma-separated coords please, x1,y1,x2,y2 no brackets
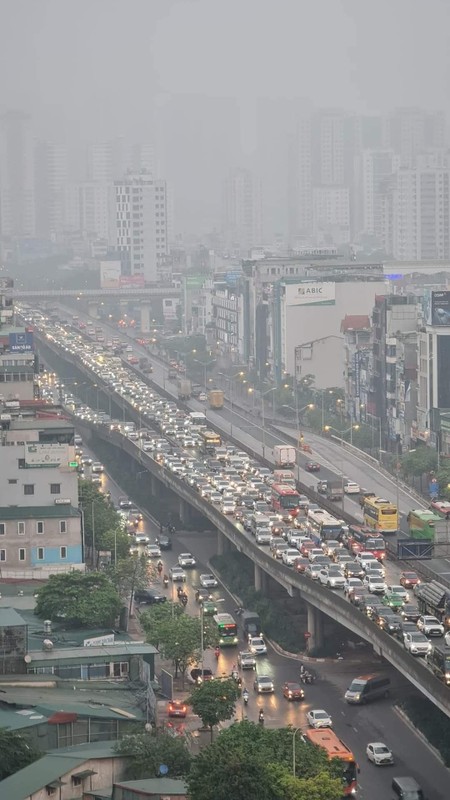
427,644,450,685
416,580,450,628
168,367,177,380
177,378,192,400
326,480,343,502
241,610,262,639
191,384,202,398
273,445,296,468
273,469,296,487
139,356,153,373
208,389,224,409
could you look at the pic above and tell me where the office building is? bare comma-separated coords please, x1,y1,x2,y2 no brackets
0,111,35,237
34,141,68,239
222,168,262,256
111,172,169,283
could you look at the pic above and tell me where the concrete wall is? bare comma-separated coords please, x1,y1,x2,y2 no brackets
0,516,82,571
0,445,78,508
25,755,127,800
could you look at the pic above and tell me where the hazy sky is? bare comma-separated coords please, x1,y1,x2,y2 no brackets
1,0,450,136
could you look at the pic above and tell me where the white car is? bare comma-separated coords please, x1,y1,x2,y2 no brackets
318,567,346,589
386,584,409,603
146,544,161,558
255,528,272,545
199,573,218,588
254,674,274,693
417,615,445,636
134,533,150,545
237,651,257,670
248,636,267,655
221,500,236,515
366,742,394,766
363,575,387,595
404,632,432,656
344,578,363,596
306,709,333,728
282,548,301,566
355,551,379,570
344,481,360,494
169,566,186,582
308,548,325,562
178,553,196,568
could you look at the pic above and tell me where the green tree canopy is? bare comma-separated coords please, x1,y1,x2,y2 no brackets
79,479,125,554
34,571,122,627
187,721,343,800
401,447,438,478
0,728,42,781
188,678,239,741
116,731,191,780
107,554,152,600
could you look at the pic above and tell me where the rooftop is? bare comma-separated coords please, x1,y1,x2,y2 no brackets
0,682,146,722
113,777,188,795
0,505,80,519
341,314,371,332
8,418,74,431
0,606,27,627
27,641,157,662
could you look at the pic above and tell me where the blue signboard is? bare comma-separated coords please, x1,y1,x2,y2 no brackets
9,332,34,352
429,479,439,499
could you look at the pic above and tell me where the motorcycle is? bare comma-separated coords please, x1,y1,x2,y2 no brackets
163,575,169,588
242,689,249,705
258,708,264,725
179,592,188,607
300,670,315,685
157,561,163,575
214,646,220,659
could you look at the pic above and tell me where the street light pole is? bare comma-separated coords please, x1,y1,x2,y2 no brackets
292,727,302,777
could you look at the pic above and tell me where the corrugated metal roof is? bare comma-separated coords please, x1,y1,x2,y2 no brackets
0,606,27,627
114,777,188,794
28,642,157,662
0,505,80,519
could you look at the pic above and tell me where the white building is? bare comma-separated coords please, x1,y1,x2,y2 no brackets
34,141,68,240
359,149,400,237
223,168,262,256
288,115,312,240
111,172,169,283
312,186,350,244
0,111,35,237
393,167,450,261
312,109,346,187
65,181,110,240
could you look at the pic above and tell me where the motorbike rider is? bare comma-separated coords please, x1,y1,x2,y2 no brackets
163,574,169,587
242,687,249,705
258,708,264,724
214,646,220,659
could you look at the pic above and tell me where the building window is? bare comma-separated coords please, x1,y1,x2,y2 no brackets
8,479,17,485
37,547,45,561
50,483,61,495
60,546,67,560
36,521,44,535
23,484,34,496
59,520,67,534
19,548,26,562
0,550,5,562
17,521,25,536
0,524,4,536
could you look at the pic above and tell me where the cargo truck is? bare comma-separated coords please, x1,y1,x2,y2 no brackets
416,580,450,628
273,445,296,467
326,480,343,502
208,389,224,409
177,378,192,400
241,610,262,639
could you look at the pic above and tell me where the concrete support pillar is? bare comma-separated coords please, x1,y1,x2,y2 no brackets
178,498,190,526
87,301,99,319
217,530,225,556
140,302,151,334
306,603,324,654
254,563,267,593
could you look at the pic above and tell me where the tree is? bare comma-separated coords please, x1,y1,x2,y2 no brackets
142,606,214,685
187,721,343,800
79,479,125,553
116,732,191,779
34,571,122,627
107,554,153,599
401,447,438,489
188,678,239,741
0,728,42,780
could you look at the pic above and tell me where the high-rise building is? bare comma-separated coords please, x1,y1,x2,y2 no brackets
393,166,450,260
86,138,128,183
386,108,447,167
288,115,312,241
65,181,110,240
222,167,262,256
34,141,68,239
0,111,35,237
111,172,169,283
359,149,401,238
312,110,346,187
312,186,350,244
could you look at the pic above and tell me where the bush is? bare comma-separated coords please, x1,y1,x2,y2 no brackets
211,552,306,653
399,695,450,765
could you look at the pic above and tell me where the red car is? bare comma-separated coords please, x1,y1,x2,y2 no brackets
282,682,305,701
168,700,187,718
400,571,420,588
305,462,320,472
300,540,315,557
294,557,309,574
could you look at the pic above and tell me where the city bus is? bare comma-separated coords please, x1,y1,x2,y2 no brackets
303,729,358,797
271,484,301,518
308,511,343,543
186,411,207,431
347,524,386,560
363,496,398,534
408,509,442,540
213,613,239,647
200,429,222,454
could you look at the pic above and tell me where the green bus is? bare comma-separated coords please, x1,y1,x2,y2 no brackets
213,613,238,647
407,509,442,540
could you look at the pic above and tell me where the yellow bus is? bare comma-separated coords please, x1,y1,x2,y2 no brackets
363,496,398,534
200,429,222,454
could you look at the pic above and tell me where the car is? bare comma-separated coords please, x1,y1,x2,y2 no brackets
178,552,196,567
146,544,161,558
399,571,421,589
202,600,218,615
344,578,363,597
81,455,93,466
294,556,310,574
134,533,150,545
248,636,267,655
317,480,328,494
355,551,379,570
305,563,323,580
169,566,186,582
253,675,274,693
237,651,257,670
318,567,345,589
167,700,187,718
305,461,320,472
394,621,418,642
155,533,172,551
344,562,365,579
344,481,360,494
366,742,394,766
306,709,332,728
199,573,218,588
323,540,341,557
282,548,302,566
404,631,432,656
363,575,387,594
300,540,315,556
134,589,167,605
308,548,325,562
375,610,402,634
386,584,409,603
195,588,213,604
282,682,305,701
118,497,133,509
189,668,213,685
400,604,420,622
91,461,104,473
382,591,405,609
417,615,445,636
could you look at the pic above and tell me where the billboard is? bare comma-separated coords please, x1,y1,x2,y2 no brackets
285,281,335,308
24,443,68,467
437,335,450,408
119,275,145,289
100,261,121,289
9,332,33,352
431,291,450,326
